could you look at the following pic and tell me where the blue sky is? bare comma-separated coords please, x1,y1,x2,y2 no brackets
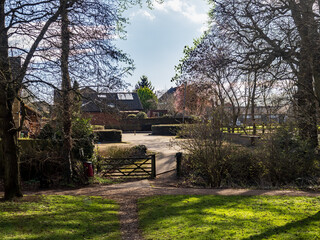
116,0,211,92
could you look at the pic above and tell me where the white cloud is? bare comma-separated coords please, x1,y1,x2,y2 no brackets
152,0,208,24
199,25,208,33
130,9,156,21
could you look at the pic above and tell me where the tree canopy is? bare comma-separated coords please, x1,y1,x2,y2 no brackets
0,0,161,200
173,0,320,146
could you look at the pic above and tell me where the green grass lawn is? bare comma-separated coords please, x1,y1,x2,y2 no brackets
0,195,120,240
139,195,320,240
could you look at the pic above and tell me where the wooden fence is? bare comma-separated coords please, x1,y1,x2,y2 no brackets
99,154,156,179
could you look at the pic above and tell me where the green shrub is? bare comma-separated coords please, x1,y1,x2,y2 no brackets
136,111,147,119
94,129,122,143
127,114,136,119
161,114,173,118
17,139,64,182
98,145,147,159
130,144,147,156
176,123,320,188
189,115,202,123
152,124,183,136
39,119,95,161
176,122,226,187
94,145,148,173
35,118,95,184
38,124,55,139
72,118,95,161
257,126,320,186
223,146,267,187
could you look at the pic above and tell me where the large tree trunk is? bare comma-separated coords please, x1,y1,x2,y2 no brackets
0,0,23,200
296,48,318,147
290,0,318,147
2,113,23,200
60,0,73,181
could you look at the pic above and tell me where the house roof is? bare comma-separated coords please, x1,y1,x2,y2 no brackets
159,87,177,102
80,87,143,112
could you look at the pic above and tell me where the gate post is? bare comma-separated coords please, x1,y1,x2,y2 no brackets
176,152,182,178
151,154,156,179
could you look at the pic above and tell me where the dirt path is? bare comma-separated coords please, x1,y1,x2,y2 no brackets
116,198,143,240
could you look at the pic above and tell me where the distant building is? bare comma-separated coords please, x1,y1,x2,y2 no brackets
80,87,143,113
224,105,290,125
158,87,177,103
53,87,143,126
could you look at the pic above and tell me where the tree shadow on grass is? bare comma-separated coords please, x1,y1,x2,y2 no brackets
138,195,320,239
0,195,121,240
244,211,320,240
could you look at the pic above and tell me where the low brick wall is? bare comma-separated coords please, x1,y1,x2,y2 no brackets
82,112,121,128
82,111,195,131
223,133,260,146
109,117,194,131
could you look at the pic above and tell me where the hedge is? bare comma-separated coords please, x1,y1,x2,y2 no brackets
151,124,183,136
94,129,122,143
0,139,58,179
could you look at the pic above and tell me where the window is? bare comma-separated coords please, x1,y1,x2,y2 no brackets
98,94,107,98
117,93,133,100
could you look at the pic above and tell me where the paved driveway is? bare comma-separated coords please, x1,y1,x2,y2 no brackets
122,133,181,175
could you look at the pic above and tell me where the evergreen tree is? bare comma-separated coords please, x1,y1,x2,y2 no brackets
135,75,154,91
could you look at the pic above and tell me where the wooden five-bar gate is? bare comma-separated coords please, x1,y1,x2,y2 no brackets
100,154,156,179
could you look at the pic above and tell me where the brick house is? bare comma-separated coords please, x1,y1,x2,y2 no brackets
10,57,44,138
55,87,143,126
12,90,46,138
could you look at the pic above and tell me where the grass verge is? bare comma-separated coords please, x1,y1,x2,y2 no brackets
0,195,120,240
139,195,320,239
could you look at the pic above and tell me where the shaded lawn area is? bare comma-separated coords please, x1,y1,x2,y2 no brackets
0,195,120,240
139,195,320,240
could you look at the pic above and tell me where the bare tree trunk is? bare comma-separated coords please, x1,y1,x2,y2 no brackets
251,70,257,136
60,0,73,181
0,0,23,200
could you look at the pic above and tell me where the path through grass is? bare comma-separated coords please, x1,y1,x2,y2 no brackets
0,195,120,240
139,195,320,239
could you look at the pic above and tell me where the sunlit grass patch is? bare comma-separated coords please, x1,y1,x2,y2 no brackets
0,195,120,240
139,195,320,240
